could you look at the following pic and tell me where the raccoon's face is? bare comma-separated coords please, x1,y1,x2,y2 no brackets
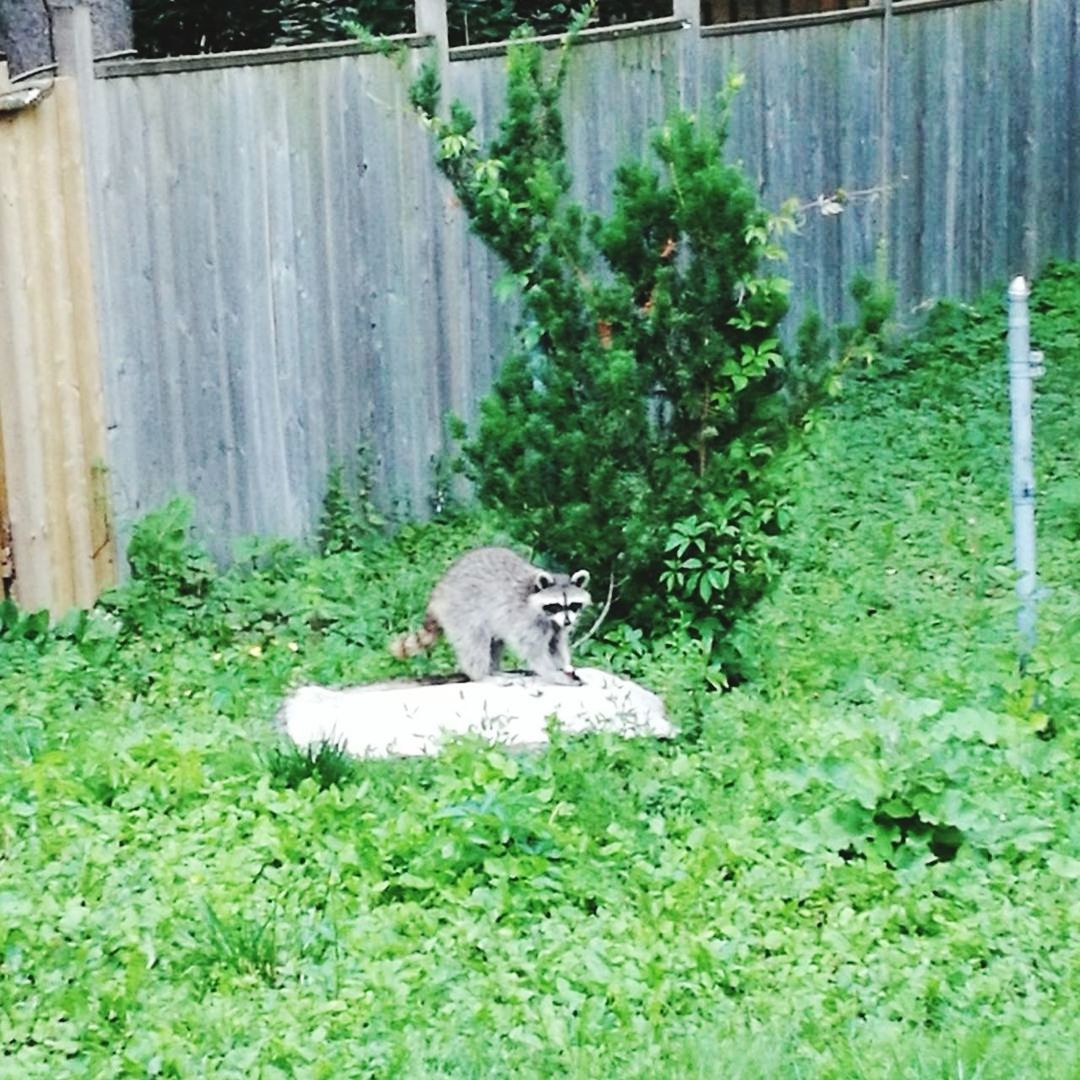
529,570,591,630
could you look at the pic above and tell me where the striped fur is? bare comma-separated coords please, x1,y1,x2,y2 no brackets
388,612,440,660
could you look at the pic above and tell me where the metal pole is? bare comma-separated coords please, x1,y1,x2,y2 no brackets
1006,275,1043,659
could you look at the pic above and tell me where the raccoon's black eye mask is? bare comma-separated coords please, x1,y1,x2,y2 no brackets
542,600,584,616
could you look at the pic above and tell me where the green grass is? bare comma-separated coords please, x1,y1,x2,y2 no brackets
0,265,1078,1078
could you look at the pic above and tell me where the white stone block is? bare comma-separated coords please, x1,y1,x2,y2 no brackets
278,667,673,758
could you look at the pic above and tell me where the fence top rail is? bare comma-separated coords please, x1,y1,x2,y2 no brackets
696,0,991,37
87,0,1002,79
0,78,54,113
449,16,685,61
701,5,879,38
891,0,994,13
94,32,432,79
10,61,58,83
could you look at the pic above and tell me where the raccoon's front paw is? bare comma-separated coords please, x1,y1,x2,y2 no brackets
554,668,582,687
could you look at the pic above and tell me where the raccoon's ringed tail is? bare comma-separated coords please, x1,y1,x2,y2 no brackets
389,613,441,660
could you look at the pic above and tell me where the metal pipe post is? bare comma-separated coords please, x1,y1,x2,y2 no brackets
1006,275,1042,657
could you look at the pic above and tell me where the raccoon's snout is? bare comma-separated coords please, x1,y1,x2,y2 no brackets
541,602,578,628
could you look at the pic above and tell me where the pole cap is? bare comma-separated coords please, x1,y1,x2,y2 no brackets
1008,275,1030,300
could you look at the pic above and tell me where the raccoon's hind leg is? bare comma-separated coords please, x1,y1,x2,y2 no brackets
489,639,505,674
444,624,498,681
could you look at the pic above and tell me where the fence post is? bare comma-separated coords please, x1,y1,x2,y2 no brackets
49,0,96,83
877,0,894,274
0,60,12,599
414,0,449,62
53,0,117,609
672,0,701,113
0,0,118,612
672,0,699,25
1006,275,1043,660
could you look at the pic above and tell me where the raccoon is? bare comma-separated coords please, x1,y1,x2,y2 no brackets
389,546,592,685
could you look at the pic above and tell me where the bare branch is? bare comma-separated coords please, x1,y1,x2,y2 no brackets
573,570,615,647
792,178,908,223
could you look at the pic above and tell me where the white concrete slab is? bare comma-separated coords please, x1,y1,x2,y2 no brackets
278,667,673,758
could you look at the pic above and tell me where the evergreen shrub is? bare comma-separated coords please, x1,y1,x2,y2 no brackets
412,38,796,660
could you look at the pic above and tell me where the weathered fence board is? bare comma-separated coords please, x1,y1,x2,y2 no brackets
0,67,115,613
884,0,1080,306
701,15,885,326
4,0,1078,592
89,48,461,554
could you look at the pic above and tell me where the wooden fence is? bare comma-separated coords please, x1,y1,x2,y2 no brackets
0,60,115,615
0,0,1077,611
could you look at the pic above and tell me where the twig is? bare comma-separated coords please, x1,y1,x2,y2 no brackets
573,570,615,647
791,178,907,222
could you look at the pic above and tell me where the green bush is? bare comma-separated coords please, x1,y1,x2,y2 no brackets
414,49,793,657
100,497,217,634
317,448,388,556
776,691,1057,871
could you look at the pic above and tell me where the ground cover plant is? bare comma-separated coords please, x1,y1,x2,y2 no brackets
0,263,1077,1077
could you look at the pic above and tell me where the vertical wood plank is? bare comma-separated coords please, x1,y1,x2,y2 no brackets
0,66,115,612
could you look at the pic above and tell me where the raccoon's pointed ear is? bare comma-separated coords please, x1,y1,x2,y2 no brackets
571,570,590,589
533,571,555,591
